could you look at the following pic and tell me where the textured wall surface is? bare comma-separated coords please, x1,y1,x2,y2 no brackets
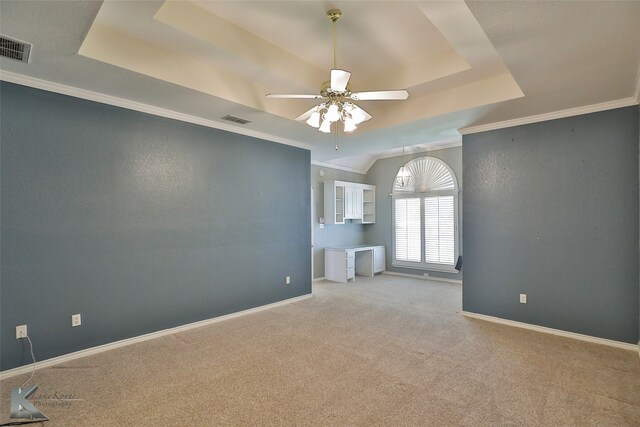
365,147,463,281
311,165,367,279
463,106,639,343
1,82,311,370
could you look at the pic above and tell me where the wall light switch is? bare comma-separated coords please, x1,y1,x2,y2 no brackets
519,294,527,304
72,314,82,327
285,276,291,285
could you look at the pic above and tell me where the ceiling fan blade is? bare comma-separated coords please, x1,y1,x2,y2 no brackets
350,90,409,101
330,69,351,92
266,94,323,99
294,106,320,122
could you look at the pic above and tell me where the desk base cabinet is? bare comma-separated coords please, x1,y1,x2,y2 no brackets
325,246,385,283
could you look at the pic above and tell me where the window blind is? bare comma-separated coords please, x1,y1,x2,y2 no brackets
394,198,421,262
425,196,455,265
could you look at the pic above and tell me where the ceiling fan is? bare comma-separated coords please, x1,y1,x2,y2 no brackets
266,9,409,134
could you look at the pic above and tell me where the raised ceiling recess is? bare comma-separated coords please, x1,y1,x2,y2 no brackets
78,1,523,137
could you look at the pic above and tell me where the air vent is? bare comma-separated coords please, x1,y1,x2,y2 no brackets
221,115,251,125
0,35,32,63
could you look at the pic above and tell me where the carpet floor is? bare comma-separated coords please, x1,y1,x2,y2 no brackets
1,275,639,426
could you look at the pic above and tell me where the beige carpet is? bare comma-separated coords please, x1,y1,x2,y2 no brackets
1,275,639,426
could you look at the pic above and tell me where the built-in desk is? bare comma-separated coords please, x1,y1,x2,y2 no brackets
324,245,385,283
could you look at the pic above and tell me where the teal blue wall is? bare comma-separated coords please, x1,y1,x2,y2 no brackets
0,82,311,370
463,106,639,343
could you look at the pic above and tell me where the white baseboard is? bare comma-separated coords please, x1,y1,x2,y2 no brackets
0,294,312,380
313,277,326,282
383,271,462,284
461,311,637,352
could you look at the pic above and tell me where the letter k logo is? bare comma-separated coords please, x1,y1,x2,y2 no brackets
10,385,47,420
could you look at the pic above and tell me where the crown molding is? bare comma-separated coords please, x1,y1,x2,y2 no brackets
459,97,638,135
361,139,462,173
0,70,313,152
374,139,462,162
310,160,367,175
313,139,463,176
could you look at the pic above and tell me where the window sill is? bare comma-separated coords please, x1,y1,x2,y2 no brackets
392,261,459,274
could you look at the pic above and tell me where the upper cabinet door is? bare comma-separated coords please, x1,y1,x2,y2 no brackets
344,186,363,220
325,181,375,224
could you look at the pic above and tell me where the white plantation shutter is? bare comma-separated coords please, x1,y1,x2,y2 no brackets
392,157,458,269
394,198,421,262
425,196,455,265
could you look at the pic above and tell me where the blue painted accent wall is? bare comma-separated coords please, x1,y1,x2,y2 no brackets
463,106,639,343
0,82,311,370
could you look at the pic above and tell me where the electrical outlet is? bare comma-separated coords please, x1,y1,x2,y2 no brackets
285,276,291,285
520,294,527,304
72,314,82,327
16,325,27,339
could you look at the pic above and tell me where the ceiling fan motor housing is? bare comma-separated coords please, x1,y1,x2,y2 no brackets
327,9,342,23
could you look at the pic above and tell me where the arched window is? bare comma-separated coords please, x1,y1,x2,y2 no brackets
392,156,459,271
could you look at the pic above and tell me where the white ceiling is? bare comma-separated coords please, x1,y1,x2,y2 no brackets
1,1,639,173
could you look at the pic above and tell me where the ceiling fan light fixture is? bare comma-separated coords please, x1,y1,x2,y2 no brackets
350,105,368,125
325,103,340,122
343,119,357,133
319,119,332,133
307,110,321,128
264,8,408,141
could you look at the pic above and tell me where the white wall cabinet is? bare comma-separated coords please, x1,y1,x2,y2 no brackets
362,187,375,224
344,186,363,220
324,181,345,224
324,180,375,224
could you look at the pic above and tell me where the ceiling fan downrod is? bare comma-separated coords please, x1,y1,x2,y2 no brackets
327,9,342,69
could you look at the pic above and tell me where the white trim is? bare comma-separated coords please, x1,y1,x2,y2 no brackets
311,160,366,175
375,140,462,162
361,139,462,173
461,310,637,352
391,261,458,274
312,139,463,176
0,294,312,380
313,276,326,282
383,271,462,284
0,71,312,152
459,97,638,135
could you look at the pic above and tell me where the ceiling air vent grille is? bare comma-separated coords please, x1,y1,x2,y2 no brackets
221,115,251,125
0,35,32,63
